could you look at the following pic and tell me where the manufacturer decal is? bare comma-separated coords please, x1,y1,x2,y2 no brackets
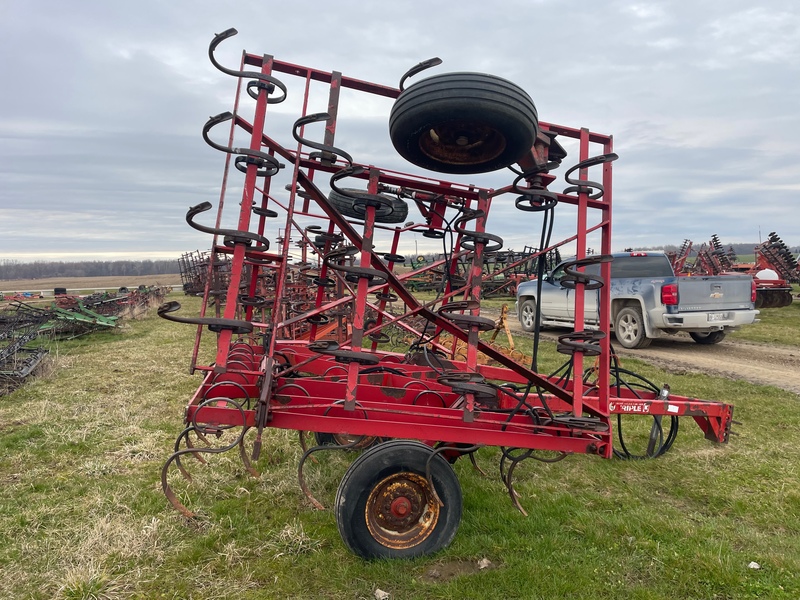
609,401,651,414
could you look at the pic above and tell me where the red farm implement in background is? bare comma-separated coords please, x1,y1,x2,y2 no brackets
676,233,796,309
734,232,798,308
159,28,735,559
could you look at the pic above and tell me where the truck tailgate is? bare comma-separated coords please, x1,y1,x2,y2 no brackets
677,276,753,311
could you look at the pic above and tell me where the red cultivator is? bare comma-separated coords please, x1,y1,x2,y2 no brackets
160,29,735,558
677,233,796,309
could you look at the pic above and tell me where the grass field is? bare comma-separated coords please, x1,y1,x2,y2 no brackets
730,299,800,345
0,275,183,296
1,294,798,599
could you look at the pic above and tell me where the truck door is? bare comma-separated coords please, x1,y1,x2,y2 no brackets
566,262,600,323
540,265,572,319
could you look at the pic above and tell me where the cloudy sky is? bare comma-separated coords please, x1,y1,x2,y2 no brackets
1,0,798,263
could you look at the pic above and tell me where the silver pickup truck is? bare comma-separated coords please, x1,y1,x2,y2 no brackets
515,252,758,348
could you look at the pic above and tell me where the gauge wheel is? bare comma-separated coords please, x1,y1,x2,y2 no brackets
389,72,538,174
328,188,408,224
689,331,726,345
614,306,651,349
335,440,462,559
519,298,538,332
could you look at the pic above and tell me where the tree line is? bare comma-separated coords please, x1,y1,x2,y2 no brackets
0,259,179,280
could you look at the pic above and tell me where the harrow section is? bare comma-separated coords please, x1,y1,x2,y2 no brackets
1,286,169,395
160,29,735,558
676,233,797,309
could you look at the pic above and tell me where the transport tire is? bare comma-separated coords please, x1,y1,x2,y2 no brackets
519,298,538,332
389,72,538,174
689,331,726,345
614,306,651,349
328,188,408,224
335,440,462,559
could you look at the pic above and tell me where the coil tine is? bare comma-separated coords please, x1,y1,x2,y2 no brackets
238,427,260,477
297,439,364,510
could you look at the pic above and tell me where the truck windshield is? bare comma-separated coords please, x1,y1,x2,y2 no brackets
551,255,673,280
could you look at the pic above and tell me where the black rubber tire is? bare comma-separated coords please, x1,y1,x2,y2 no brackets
519,298,538,333
328,188,408,224
335,440,462,559
689,331,726,345
614,306,652,349
389,72,538,174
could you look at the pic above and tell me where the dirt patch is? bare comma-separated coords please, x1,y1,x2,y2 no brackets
0,420,27,432
421,558,496,583
612,336,800,394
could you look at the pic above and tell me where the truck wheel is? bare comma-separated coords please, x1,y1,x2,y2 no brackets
689,331,726,345
335,440,462,559
614,306,651,349
519,298,538,332
389,72,539,174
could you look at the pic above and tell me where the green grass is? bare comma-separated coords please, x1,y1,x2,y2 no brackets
731,298,800,346
1,295,799,599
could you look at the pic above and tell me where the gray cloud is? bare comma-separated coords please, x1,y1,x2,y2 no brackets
1,0,798,262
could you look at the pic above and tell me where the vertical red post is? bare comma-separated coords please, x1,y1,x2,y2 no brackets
570,128,591,416
344,169,381,411
597,137,614,416
214,55,274,372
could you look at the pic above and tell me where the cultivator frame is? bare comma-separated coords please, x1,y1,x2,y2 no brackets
179,250,232,297
0,302,50,393
160,29,735,558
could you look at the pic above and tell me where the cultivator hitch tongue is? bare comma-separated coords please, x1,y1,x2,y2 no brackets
159,28,736,559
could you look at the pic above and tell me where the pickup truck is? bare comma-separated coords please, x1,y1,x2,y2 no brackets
515,252,758,348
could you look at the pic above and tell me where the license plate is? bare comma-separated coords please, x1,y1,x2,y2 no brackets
707,312,728,322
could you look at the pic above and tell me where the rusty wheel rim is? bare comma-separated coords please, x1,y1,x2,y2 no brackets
332,433,378,449
420,120,507,166
365,471,440,549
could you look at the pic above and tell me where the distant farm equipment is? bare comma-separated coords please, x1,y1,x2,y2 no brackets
0,286,170,395
668,233,797,309
179,250,232,297
400,247,561,296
